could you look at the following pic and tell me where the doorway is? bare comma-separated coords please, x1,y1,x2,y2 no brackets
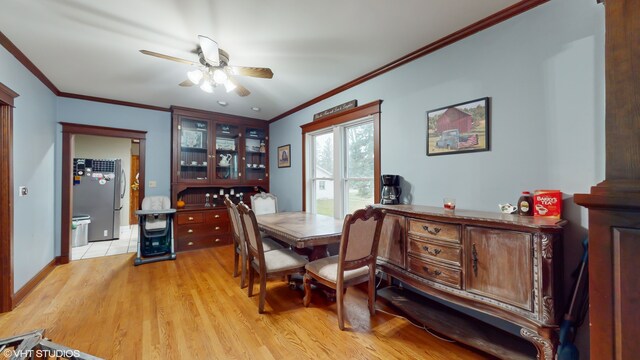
0,83,18,312
60,123,146,264
70,134,140,260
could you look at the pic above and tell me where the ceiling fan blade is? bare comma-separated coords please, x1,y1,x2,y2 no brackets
198,35,220,66
227,66,273,79
179,79,194,87
233,83,251,97
139,50,198,66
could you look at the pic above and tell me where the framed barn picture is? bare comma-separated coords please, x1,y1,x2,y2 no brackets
426,97,490,156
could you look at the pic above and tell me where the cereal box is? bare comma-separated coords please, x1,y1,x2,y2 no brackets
533,190,562,218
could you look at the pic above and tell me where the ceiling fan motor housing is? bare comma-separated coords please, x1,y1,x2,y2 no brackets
198,48,229,67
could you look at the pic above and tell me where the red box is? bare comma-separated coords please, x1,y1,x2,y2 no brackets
533,190,562,218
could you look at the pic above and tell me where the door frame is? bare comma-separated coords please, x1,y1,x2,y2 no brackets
0,83,19,312
60,122,147,264
129,152,140,225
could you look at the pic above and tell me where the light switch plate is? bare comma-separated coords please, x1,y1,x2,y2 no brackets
148,180,157,188
19,186,28,196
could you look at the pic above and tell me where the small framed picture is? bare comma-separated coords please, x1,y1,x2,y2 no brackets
181,129,204,149
277,144,291,168
426,97,490,156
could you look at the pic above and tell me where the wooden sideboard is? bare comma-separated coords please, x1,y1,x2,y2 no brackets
375,204,566,360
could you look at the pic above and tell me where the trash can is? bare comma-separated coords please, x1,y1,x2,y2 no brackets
72,215,91,248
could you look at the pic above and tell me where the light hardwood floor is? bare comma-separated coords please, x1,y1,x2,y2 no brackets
0,246,491,359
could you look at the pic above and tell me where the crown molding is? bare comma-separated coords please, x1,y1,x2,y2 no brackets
269,0,549,124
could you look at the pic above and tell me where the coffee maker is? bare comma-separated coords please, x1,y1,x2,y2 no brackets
381,174,401,205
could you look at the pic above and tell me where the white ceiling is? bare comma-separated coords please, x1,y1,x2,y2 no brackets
1,0,522,120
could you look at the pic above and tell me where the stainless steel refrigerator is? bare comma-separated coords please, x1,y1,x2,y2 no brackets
73,158,126,242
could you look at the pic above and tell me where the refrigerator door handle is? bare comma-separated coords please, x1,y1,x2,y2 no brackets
120,169,126,199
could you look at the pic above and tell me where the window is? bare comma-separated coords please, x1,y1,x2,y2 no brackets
302,101,381,219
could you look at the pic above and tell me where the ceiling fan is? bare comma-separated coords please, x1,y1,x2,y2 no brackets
140,35,273,97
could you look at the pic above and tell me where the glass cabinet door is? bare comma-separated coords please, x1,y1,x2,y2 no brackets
245,127,268,182
178,118,210,182
215,123,240,181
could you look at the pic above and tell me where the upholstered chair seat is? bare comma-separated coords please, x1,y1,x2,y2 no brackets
256,249,308,273
304,256,369,282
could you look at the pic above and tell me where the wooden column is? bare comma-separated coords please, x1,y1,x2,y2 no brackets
574,0,640,359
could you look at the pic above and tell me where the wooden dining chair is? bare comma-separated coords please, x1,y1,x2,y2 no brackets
250,192,278,215
302,206,386,330
225,197,283,288
237,203,309,313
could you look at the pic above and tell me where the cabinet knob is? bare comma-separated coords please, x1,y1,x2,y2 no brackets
215,226,220,230
188,241,194,246
188,229,193,233
242,157,245,160
188,216,194,221
215,238,221,242
214,214,220,218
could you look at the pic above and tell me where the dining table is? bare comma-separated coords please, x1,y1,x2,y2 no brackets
255,211,343,260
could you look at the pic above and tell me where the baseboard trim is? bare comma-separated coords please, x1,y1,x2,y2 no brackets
12,257,58,308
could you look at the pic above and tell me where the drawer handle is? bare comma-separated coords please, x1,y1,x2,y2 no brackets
422,225,441,235
421,245,441,256
215,226,220,230
188,241,194,246
214,215,220,219
188,229,193,233
188,216,194,221
422,266,442,276
215,238,221,242
472,243,478,277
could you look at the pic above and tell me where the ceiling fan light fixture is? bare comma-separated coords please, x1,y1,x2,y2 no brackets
224,79,237,93
213,69,228,84
187,69,203,85
200,81,214,93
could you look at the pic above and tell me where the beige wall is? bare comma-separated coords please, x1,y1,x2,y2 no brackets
74,135,133,226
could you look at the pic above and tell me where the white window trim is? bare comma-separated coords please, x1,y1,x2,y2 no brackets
305,115,374,218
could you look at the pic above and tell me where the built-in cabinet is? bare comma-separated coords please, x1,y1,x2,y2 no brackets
171,106,269,251
375,204,566,360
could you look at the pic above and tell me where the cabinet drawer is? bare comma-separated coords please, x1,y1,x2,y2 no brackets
177,235,232,251
176,223,230,239
177,212,204,225
204,210,229,224
408,236,461,267
408,256,462,289
408,219,460,243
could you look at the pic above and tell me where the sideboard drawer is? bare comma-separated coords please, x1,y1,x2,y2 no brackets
408,256,462,289
408,236,461,267
177,223,229,239
204,210,229,224
177,235,232,251
408,218,460,243
177,212,204,225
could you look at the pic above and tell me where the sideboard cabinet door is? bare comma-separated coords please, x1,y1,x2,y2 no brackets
465,227,533,311
378,213,406,269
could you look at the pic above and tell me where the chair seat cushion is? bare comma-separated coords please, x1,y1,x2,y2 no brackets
262,236,284,252
305,255,369,282
254,249,308,273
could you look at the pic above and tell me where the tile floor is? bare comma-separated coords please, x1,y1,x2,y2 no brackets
71,225,139,260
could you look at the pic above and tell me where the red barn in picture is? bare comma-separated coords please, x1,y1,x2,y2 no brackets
436,107,473,134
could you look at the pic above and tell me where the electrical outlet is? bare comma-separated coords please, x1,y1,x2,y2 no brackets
19,186,28,196
148,180,157,188
104,230,108,237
